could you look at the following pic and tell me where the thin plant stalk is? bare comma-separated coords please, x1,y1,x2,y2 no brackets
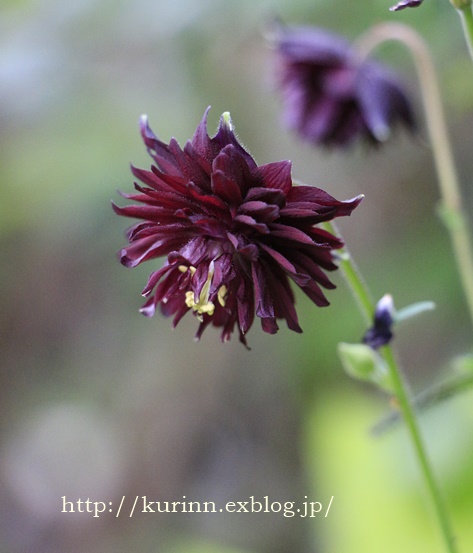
373,369,473,434
354,22,473,332
323,219,459,553
456,5,473,60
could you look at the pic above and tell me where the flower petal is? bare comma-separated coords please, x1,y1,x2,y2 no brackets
390,0,424,11
244,187,286,207
252,161,292,195
118,235,181,268
212,144,253,197
276,25,350,64
259,242,311,286
211,169,243,205
233,214,270,234
357,63,416,142
139,116,182,176
237,200,280,223
212,112,258,170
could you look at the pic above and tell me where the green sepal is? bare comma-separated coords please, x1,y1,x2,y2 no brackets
395,301,435,323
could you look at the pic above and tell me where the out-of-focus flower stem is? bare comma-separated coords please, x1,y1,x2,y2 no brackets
380,346,459,553
323,219,459,553
457,6,473,61
354,22,473,333
449,1,473,58
330,226,374,325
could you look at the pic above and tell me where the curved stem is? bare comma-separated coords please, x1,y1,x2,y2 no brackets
330,227,374,325
373,369,473,434
354,22,473,331
324,219,459,553
457,6,473,61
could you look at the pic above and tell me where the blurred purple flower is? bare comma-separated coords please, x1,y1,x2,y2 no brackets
390,0,424,10
273,25,416,147
113,108,362,346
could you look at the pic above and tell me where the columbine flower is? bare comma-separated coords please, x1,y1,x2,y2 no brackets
273,25,416,147
113,108,362,346
390,0,424,10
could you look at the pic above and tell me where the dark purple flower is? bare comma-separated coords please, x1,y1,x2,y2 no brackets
273,25,416,147
390,0,424,10
113,108,362,346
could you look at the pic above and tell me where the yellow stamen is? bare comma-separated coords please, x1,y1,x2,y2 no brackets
178,265,197,274
185,291,196,308
184,262,216,319
217,285,227,307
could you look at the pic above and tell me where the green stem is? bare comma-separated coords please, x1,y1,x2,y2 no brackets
331,231,374,325
373,369,473,434
322,221,374,326
323,219,459,553
354,22,473,331
381,346,459,553
457,6,473,61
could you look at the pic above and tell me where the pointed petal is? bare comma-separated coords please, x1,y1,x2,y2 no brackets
233,214,270,234
244,187,286,207
212,144,253,197
212,112,258,170
190,106,213,161
237,200,280,223
276,25,350,64
357,62,416,141
139,115,182,176
118,235,183,268
259,243,311,286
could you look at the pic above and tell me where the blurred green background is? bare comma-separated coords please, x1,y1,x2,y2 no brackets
1,0,473,552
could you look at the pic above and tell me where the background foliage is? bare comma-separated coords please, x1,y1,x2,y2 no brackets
1,0,472,552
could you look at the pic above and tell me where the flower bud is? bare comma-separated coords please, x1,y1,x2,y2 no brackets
389,0,424,12
363,294,395,350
